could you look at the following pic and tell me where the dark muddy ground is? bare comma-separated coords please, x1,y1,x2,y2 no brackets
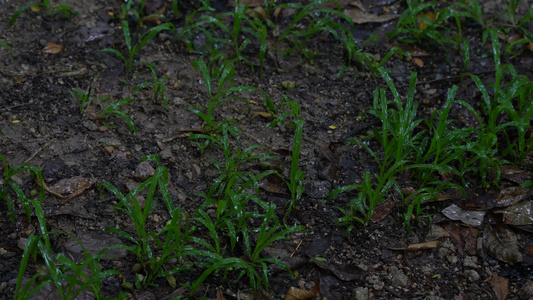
1,0,533,299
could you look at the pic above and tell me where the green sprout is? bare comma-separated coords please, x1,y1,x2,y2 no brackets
133,63,169,108
69,87,110,114
9,0,78,26
98,98,137,134
100,21,174,73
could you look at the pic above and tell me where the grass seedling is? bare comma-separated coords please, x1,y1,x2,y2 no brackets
189,204,302,294
503,0,521,25
15,232,124,300
98,98,137,134
191,59,257,133
186,124,303,293
453,0,485,28
187,1,272,73
276,0,354,61
268,96,305,215
133,63,169,108
0,154,46,223
102,158,194,288
351,46,403,78
387,0,457,51
69,87,110,114
329,68,467,229
9,0,78,26
0,40,13,59
100,21,174,73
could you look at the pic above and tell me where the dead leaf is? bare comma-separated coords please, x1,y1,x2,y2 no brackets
370,200,395,222
405,240,439,251
259,173,289,195
246,6,269,20
491,275,509,300
343,7,397,24
38,41,64,54
495,187,532,207
495,200,533,226
237,0,264,7
45,177,97,204
216,286,225,300
442,222,465,257
442,204,486,226
312,259,366,281
461,226,479,256
525,244,533,257
483,225,522,263
521,280,533,297
390,240,439,251
412,58,424,67
419,11,436,30
250,111,277,120
284,278,320,300
501,165,533,185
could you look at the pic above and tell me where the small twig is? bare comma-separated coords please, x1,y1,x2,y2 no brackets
24,140,53,164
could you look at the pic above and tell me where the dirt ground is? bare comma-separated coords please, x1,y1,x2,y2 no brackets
1,0,533,299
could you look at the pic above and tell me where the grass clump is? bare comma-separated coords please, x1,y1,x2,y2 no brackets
0,154,45,223
268,96,305,215
9,0,78,26
330,68,468,231
101,21,174,74
277,0,355,63
15,232,124,300
102,156,195,289
190,59,257,134
133,63,170,108
69,87,110,114
188,125,303,294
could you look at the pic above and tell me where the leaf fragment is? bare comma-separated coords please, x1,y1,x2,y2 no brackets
442,204,486,226
495,200,533,225
390,240,439,251
490,275,509,300
38,41,64,54
285,278,320,300
483,225,522,263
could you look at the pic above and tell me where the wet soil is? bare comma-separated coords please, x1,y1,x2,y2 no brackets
1,0,533,299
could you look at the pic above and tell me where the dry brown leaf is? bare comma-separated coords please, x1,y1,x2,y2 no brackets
390,240,439,251
38,41,64,54
405,240,439,251
259,174,289,195
461,226,479,256
238,0,263,7
495,187,532,207
483,225,522,263
348,0,365,10
216,286,225,300
370,201,395,222
442,222,465,257
442,204,486,226
246,6,269,20
522,280,533,297
495,200,533,225
284,279,320,300
46,177,98,204
250,111,277,120
343,7,397,24
528,42,533,52
412,58,424,67
526,244,533,256
491,275,509,300
501,165,533,185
